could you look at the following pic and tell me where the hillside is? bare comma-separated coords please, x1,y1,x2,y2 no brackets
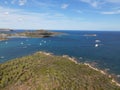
0,52,120,90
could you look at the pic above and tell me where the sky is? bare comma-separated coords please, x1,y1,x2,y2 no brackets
0,0,120,30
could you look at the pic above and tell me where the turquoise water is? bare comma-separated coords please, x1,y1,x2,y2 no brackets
0,30,120,76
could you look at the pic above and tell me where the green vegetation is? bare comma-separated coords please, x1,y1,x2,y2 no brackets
0,52,120,90
0,30,62,41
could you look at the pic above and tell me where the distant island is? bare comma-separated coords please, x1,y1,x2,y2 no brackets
0,51,120,90
0,29,62,41
0,28,12,41
83,34,97,37
0,33,8,41
12,30,62,38
0,28,13,31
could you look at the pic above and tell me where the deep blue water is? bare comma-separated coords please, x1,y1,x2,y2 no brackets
0,30,120,76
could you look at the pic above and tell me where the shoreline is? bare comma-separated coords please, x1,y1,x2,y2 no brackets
84,63,120,87
0,51,120,87
0,30,64,42
1,51,120,90
38,51,120,87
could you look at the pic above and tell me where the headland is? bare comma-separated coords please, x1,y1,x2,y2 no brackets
0,51,120,90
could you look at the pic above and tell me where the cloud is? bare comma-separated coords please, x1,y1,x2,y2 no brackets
4,11,9,15
18,0,27,6
61,4,69,9
10,0,27,6
101,9,120,14
0,6,93,30
80,0,102,8
80,0,120,9
31,0,49,7
0,6,71,29
0,4,119,30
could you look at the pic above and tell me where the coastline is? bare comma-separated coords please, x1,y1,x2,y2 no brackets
38,51,120,87
0,38,7,41
1,51,120,89
0,30,63,41
84,63,120,87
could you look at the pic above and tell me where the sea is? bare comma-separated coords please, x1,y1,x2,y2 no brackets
0,30,120,79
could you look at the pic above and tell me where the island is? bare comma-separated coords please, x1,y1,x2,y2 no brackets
83,34,97,37
0,52,120,90
0,29,62,41
0,33,8,41
0,28,13,31
10,30,61,38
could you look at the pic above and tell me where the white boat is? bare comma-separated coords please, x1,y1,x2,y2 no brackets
21,42,24,45
84,34,97,37
95,44,99,47
95,40,101,43
40,43,42,46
